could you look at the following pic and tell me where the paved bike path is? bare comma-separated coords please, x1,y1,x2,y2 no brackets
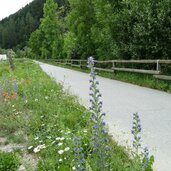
38,62,171,171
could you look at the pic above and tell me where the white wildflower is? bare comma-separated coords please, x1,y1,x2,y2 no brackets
72,166,76,170
58,150,64,154
58,142,63,146
46,136,51,139
56,137,61,141
33,147,40,153
33,144,46,153
28,146,33,150
45,96,49,100
64,147,70,151
60,137,65,141
34,137,39,140
59,158,63,162
35,99,38,102
67,131,71,134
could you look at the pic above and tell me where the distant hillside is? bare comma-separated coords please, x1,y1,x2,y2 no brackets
0,0,68,49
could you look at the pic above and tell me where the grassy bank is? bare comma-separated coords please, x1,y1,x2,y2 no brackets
41,60,171,93
0,59,152,170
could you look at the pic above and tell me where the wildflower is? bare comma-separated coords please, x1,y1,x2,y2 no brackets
72,166,76,170
11,92,17,99
64,147,70,151
58,142,63,146
141,147,150,171
88,56,111,170
33,147,40,153
2,92,8,98
45,96,49,100
60,137,65,141
132,113,142,153
87,56,94,68
28,146,33,150
12,80,18,93
34,137,39,140
35,99,38,102
58,150,64,154
59,158,63,162
73,136,85,171
56,137,61,141
67,130,71,134
33,144,46,153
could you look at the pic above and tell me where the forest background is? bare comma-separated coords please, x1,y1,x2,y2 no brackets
0,0,171,61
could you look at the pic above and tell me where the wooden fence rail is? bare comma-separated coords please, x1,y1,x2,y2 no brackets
45,59,171,81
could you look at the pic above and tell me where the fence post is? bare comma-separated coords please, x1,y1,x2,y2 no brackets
7,50,15,70
157,60,160,72
112,61,115,71
80,60,82,68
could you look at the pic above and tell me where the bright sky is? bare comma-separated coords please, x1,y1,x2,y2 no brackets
0,0,34,20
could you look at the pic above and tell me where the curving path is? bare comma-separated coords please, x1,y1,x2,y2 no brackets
37,61,171,171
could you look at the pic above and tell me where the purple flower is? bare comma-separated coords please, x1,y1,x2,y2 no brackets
87,56,94,68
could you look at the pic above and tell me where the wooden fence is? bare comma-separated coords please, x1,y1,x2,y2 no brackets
44,59,171,81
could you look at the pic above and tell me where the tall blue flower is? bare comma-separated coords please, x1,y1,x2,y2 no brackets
72,136,85,171
141,147,149,171
87,56,94,69
12,80,18,94
88,56,110,170
132,113,142,154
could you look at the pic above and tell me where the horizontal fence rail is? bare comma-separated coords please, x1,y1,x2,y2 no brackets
44,59,171,81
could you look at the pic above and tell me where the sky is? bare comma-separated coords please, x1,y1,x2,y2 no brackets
0,0,34,20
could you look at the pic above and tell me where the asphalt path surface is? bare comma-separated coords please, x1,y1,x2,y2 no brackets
38,62,171,171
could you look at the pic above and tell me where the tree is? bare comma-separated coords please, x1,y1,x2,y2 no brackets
29,0,64,59
66,0,95,59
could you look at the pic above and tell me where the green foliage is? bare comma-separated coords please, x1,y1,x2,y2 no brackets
66,0,95,59
29,0,64,59
63,32,77,58
0,0,68,50
145,155,154,171
0,151,20,171
2,0,171,60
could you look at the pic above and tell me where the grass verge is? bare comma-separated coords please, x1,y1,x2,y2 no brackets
0,59,150,170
